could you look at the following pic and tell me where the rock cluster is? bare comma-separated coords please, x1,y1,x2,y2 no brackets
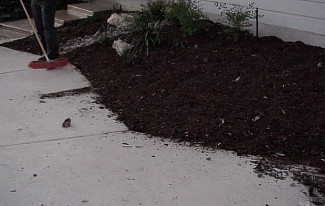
59,13,133,55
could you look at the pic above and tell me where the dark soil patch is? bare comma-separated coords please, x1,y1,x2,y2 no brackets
40,87,92,99
2,15,325,172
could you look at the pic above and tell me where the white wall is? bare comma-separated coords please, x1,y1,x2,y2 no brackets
97,0,148,11
201,0,325,47
99,0,325,47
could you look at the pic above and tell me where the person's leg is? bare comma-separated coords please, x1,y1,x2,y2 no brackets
30,0,47,51
40,0,59,59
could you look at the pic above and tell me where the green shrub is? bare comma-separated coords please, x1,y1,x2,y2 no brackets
122,0,205,64
122,47,137,66
215,2,263,40
125,10,162,57
98,32,113,45
144,0,170,22
165,0,205,36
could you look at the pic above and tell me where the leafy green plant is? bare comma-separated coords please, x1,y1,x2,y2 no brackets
165,0,205,36
144,0,170,22
125,10,162,57
215,2,263,40
97,32,113,45
120,0,205,64
122,47,137,66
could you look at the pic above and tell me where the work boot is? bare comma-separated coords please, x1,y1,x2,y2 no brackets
48,52,60,60
47,53,61,70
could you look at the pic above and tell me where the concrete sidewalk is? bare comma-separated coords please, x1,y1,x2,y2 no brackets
0,46,313,206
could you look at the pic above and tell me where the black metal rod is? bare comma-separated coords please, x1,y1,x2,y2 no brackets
256,8,259,37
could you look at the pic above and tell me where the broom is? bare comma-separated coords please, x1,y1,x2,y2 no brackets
19,0,68,69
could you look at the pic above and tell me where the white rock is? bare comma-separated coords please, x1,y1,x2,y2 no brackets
107,13,133,27
112,39,133,56
252,116,260,122
85,39,94,45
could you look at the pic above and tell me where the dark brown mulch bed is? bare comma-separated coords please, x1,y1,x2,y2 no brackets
2,16,325,172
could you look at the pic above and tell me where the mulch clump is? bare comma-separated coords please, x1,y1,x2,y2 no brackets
2,16,324,171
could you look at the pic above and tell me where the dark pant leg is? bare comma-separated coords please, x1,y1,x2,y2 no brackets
41,0,59,59
31,0,59,59
30,0,47,51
